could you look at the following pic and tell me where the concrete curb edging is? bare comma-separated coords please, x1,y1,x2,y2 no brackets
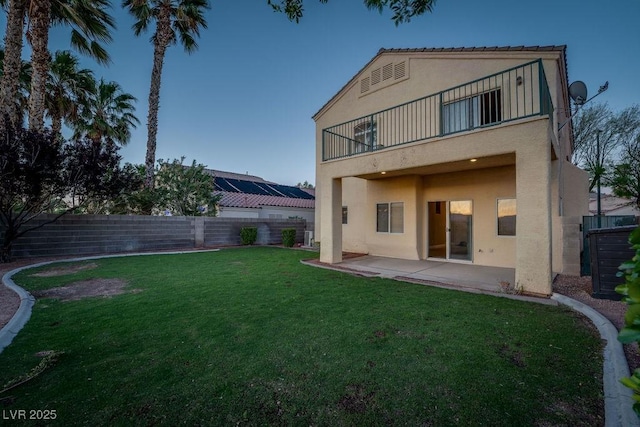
0,264,37,354
551,293,639,427
0,249,221,354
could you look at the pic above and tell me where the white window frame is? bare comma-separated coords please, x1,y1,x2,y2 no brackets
354,120,377,152
442,89,502,134
376,202,404,233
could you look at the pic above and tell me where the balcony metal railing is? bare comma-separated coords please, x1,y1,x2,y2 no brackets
322,59,554,161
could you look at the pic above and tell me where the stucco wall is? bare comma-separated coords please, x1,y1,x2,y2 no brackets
341,177,368,253
219,206,314,222
314,51,568,141
423,166,517,268
559,161,589,275
340,166,518,268
218,208,260,219
366,175,422,260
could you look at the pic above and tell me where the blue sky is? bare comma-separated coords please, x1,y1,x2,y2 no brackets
4,0,640,185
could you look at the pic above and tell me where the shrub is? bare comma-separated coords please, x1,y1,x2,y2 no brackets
615,226,640,414
282,228,296,247
240,227,258,245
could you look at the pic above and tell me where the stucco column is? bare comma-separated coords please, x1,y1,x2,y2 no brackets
515,143,553,295
320,177,343,264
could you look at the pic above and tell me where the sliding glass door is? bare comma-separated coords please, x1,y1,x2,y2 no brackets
428,200,473,261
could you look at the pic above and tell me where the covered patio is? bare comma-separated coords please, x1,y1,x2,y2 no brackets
304,254,561,303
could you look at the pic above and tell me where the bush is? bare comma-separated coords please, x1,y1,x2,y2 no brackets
240,227,258,245
282,228,296,247
616,226,640,414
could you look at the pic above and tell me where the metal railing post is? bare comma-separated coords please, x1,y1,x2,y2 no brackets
438,92,444,137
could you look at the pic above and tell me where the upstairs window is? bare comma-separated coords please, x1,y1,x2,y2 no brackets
443,89,502,134
354,120,377,152
342,206,348,224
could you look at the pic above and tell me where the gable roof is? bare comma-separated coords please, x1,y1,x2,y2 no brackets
312,45,568,120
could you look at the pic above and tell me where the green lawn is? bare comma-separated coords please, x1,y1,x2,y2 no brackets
0,247,603,425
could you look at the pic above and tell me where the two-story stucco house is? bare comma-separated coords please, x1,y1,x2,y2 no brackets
312,46,589,296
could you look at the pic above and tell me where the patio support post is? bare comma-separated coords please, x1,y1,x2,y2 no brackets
515,134,553,295
320,177,343,264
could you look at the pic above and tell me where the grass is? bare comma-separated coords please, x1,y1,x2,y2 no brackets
0,247,603,425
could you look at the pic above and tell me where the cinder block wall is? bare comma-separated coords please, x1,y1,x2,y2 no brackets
1,214,307,259
204,218,305,246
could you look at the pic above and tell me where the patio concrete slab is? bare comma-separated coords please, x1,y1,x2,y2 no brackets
339,255,515,293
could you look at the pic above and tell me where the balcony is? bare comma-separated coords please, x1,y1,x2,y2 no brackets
322,59,554,161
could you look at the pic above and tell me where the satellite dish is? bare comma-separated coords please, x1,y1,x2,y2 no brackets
569,81,588,105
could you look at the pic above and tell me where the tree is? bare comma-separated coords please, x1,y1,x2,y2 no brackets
0,0,27,128
0,0,115,131
608,105,640,210
0,125,138,261
571,103,640,192
66,140,142,214
267,0,437,24
72,79,140,146
297,180,314,189
571,103,616,191
0,46,32,127
30,0,116,130
154,157,220,216
46,50,95,136
107,164,155,215
122,0,210,190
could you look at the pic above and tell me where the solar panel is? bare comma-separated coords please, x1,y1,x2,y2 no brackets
214,176,314,200
213,177,239,192
227,178,271,196
274,184,315,199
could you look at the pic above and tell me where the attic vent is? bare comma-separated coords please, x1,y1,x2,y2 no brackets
394,61,406,79
382,63,393,81
371,68,381,85
360,77,370,93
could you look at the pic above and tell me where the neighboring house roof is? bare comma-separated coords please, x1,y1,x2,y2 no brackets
217,192,315,209
205,168,274,184
589,193,640,216
207,169,315,210
312,45,568,120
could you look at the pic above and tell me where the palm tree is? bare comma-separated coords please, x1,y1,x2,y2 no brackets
0,0,27,128
0,0,115,131
46,50,95,136
0,47,32,128
122,0,210,188
25,0,52,131
72,79,140,146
